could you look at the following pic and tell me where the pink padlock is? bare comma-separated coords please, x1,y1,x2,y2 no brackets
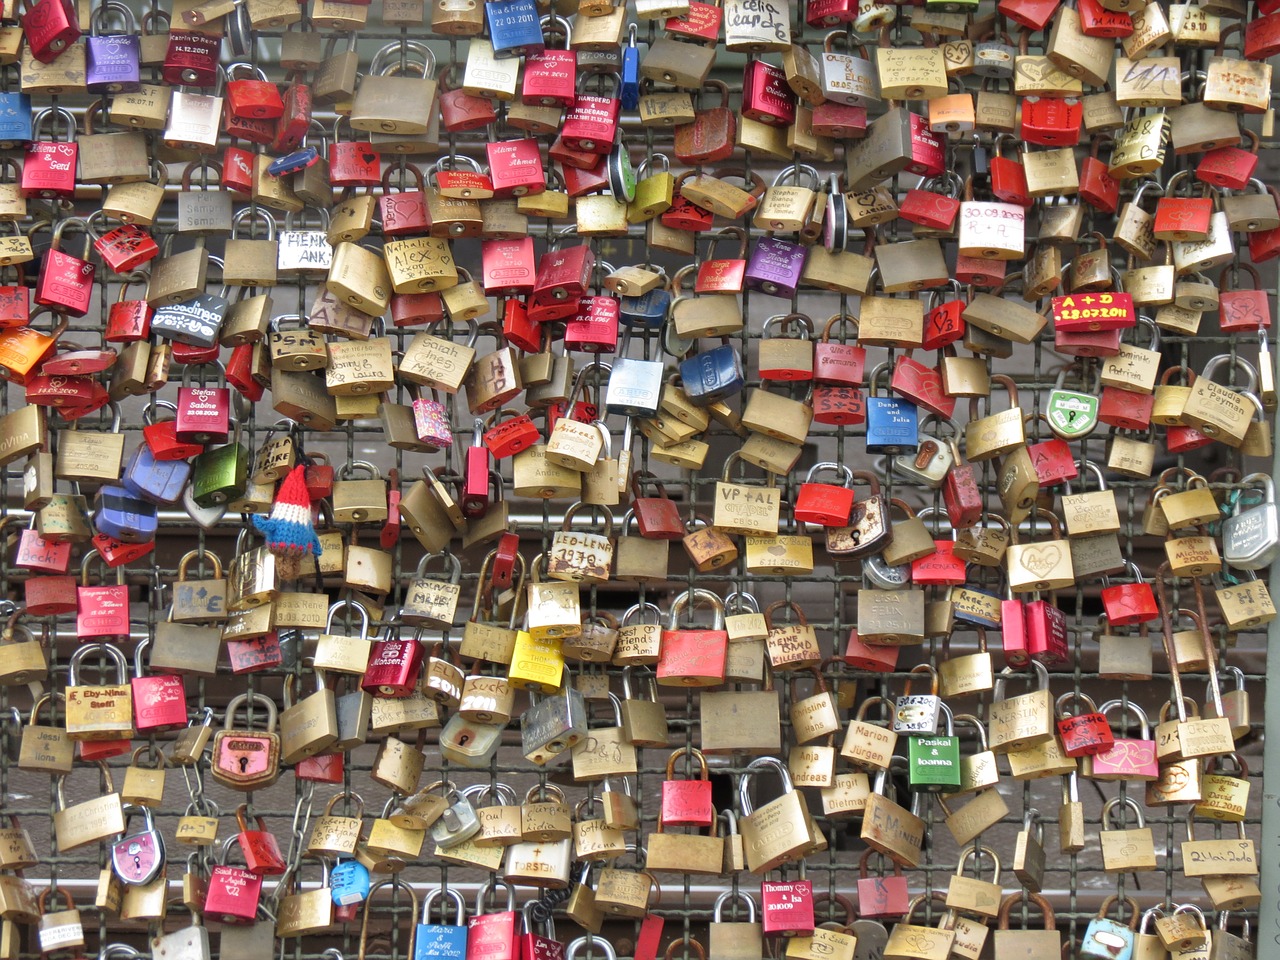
1081,701,1159,781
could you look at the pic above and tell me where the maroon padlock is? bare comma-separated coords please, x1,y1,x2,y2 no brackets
227,633,284,674
812,385,864,425
942,462,984,529
235,804,288,875
175,374,231,444
162,31,221,86
361,632,425,698
1025,589,1069,666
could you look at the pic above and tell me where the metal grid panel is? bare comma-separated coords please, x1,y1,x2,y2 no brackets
0,4,1275,959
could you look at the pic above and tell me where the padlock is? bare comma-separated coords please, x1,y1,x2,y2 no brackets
988,662,1054,754
657,588,728,687
1081,895,1139,960
52,762,125,852
908,703,961,792
1055,691,1116,758
210,693,281,791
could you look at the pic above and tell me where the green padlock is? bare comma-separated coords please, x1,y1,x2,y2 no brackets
190,420,250,507
908,703,962,792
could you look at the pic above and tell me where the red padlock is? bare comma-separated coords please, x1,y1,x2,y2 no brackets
463,421,491,518
811,101,867,139
22,109,78,200
76,556,130,640
911,539,968,586
794,463,855,527
695,226,748,293
486,138,546,198
483,409,541,459
1218,263,1272,331
221,145,256,195
1020,96,1083,147
761,878,814,937
175,380,231,444
561,78,622,153
227,633,284,674
1055,325,1122,358
22,0,80,62
500,298,539,353
483,238,537,297
1056,692,1116,757
361,632,425,698
521,20,576,108
660,747,715,828
468,890,519,960
270,77,312,153
531,243,595,309
381,471,401,550
1025,592,1069,666
379,166,431,237
656,588,728,687
25,373,102,409
560,156,611,198
1079,139,1119,213
856,850,910,919
1244,11,1280,60
1027,434,1078,487
1076,0,1132,34
162,31,221,86
813,314,865,385
15,520,71,572
742,60,796,126
564,295,619,353
0,274,28,329
225,63,284,120
632,473,686,539
898,186,960,231
440,72,499,132
942,462,984,529
662,179,716,233
92,534,154,567
1100,561,1159,626
806,0,857,25
204,839,263,925
665,2,722,43
998,0,1059,33
224,343,265,403
296,751,345,784
1098,386,1154,430
1153,172,1212,242
392,292,446,328
548,133,600,172
143,403,204,460
235,804,288,875
812,385,865,425
25,573,78,614
843,628,899,672
955,255,1007,288
222,106,275,145
131,638,187,733
1001,593,1029,667
329,121,381,187
304,454,334,500
923,287,966,351
890,354,955,419
93,220,159,274
1196,131,1260,188
990,135,1032,207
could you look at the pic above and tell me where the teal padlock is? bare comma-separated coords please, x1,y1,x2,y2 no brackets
1081,894,1138,960
190,419,249,507
907,702,961,792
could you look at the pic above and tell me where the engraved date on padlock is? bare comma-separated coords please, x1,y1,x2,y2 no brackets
893,696,938,734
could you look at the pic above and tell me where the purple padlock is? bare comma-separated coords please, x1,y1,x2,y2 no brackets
744,236,807,298
85,2,142,93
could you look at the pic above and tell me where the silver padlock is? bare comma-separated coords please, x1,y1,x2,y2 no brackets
521,672,587,766
893,665,942,734
864,554,911,589
1222,472,1279,570
151,914,212,960
819,32,879,107
893,415,958,487
429,785,481,849
605,330,664,418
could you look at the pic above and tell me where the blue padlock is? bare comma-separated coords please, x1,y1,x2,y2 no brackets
1080,894,1138,960
620,288,671,328
0,93,33,148
950,586,1002,628
486,0,545,59
122,441,192,505
94,484,159,543
414,888,469,960
680,343,745,406
330,858,370,908
865,362,918,453
620,24,640,109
